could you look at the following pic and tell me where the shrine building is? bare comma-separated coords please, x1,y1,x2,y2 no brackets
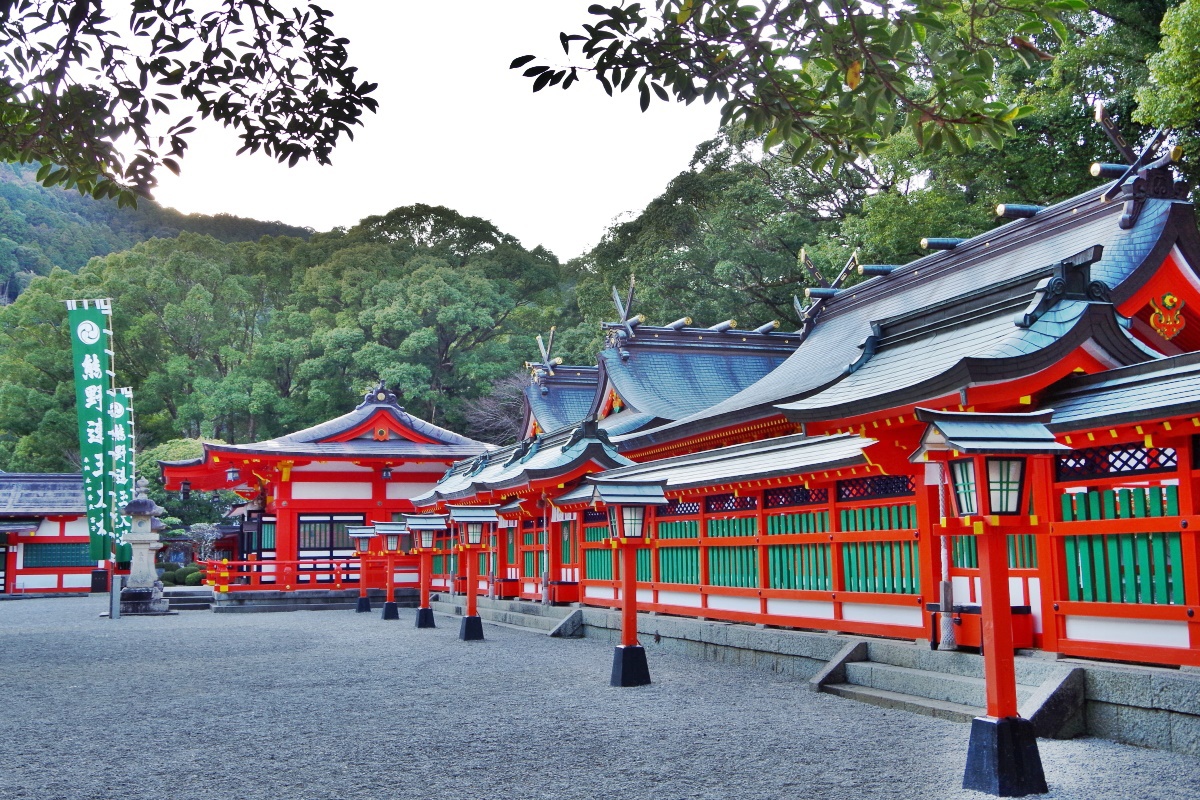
410,158,1200,669
160,383,488,585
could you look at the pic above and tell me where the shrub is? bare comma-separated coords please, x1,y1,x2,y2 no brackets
160,570,178,584
184,571,205,586
161,579,176,587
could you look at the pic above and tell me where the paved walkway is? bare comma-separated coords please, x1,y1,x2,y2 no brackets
2,595,1197,800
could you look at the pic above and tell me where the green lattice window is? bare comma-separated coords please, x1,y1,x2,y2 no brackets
767,543,831,590
839,504,916,532
657,519,699,539
950,534,1038,570
585,549,613,581
707,545,758,588
636,549,652,581
22,542,93,568
1065,532,1185,604
1060,486,1180,521
658,547,700,584
766,511,829,534
259,521,276,549
584,526,608,542
841,540,919,594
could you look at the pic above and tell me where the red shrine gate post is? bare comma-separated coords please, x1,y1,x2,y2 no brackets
448,505,500,641
406,513,450,629
553,479,669,686
913,409,1068,797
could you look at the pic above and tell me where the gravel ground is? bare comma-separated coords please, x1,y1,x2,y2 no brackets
1,595,1198,800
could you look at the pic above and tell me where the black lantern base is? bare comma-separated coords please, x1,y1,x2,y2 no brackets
415,607,436,628
355,596,372,613
381,601,400,621
459,615,484,640
610,645,651,687
963,716,1048,797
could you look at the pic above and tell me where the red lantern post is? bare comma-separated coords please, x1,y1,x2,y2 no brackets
914,409,1065,796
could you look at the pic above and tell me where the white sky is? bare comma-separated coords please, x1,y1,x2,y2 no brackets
150,1,723,261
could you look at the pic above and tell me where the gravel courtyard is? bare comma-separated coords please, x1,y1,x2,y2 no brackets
2,595,1198,800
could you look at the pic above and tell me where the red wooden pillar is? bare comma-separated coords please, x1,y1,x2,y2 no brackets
621,542,639,647
977,525,1019,717
1174,433,1200,649
459,532,484,640
1028,456,1060,653
415,549,435,628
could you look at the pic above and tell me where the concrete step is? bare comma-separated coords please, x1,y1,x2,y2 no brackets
865,640,1058,686
823,683,982,724
843,662,1034,709
429,598,568,633
166,598,212,611
214,602,358,614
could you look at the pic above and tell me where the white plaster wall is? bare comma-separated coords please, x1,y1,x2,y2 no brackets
291,482,372,500
1065,616,1190,648
766,598,836,620
841,602,923,627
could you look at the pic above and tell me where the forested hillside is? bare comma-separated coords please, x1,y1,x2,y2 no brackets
0,163,311,303
0,0,1181,473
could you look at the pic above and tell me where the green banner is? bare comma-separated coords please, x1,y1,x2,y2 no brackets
107,387,134,563
66,299,113,561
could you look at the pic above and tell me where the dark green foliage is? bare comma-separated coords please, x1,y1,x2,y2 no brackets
0,204,571,476
184,571,205,586
0,163,310,302
0,1,375,205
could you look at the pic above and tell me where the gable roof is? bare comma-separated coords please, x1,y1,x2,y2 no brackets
616,184,1195,449
1043,350,1200,431
581,432,874,492
165,382,489,465
522,365,599,434
413,419,632,505
592,323,800,433
0,473,85,516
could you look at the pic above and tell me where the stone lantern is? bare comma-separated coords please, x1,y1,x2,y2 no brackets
119,478,171,615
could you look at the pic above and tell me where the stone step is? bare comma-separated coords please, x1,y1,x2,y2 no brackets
823,683,982,724
429,599,564,633
865,640,1058,686
438,595,577,620
213,602,359,614
844,662,1034,709
166,599,212,611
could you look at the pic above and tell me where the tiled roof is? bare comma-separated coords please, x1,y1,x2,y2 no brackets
413,420,632,505
163,384,489,469
1043,350,1200,431
582,433,873,491
617,187,1188,448
0,473,85,516
595,325,800,432
523,366,599,433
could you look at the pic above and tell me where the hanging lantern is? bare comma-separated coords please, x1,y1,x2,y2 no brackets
607,504,647,539
179,480,191,501
419,528,435,549
225,466,241,483
986,457,1026,515
949,459,978,516
381,465,393,481
463,521,484,546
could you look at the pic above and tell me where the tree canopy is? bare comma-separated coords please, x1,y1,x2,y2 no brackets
0,0,375,205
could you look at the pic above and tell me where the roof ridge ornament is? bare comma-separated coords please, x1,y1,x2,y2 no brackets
357,379,404,411
602,275,644,350
1016,245,1108,328
561,414,613,452
1091,103,1188,229
797,250,858,339
525,327,563,385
